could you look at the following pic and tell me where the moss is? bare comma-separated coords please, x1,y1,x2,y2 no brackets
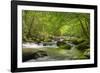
57,40,71,49
69,38,85,45
59,45,71,50
76,41,89,51
84,49,90,59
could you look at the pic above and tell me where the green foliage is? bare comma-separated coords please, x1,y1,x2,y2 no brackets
22,10,90,42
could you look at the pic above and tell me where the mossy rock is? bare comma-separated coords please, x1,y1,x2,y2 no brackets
84,49,90,59
57,41,66,46
59,44,71,49
57,41,71,49
76,41,89,51
70,38,85,45
32,51,48,59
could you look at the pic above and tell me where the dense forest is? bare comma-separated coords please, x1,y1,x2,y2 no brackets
22,10,90,62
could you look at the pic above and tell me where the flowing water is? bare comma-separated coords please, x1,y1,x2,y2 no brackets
22,41,86,62
23,42,58,49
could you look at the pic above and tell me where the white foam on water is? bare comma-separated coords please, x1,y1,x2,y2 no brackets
22,43,58,48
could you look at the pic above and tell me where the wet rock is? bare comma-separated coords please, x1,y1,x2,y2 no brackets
84,49,90,59
22,49,48,62
22,48,34,62
76,41,89,51
57,41,71,49
70,38,85,45
22,53,34,62
32,51,48,59
57,40,66,46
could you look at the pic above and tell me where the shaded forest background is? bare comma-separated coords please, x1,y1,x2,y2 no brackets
22,10,90,43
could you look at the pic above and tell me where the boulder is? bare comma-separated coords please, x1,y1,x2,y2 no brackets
57,41,71,49
32,51,48,59
22,49,48,62
76,41,89,51
70,38,85,45
84,49,90,59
